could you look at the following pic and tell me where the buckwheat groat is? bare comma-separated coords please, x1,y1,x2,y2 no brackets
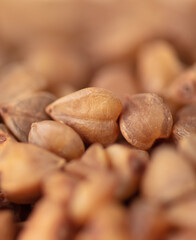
90,64,138,102
167,65,196,108
18,198,72,240
46,87,122,146
176,104,196,120
120,93,173,150
0,64,47,106
173,119,196,142
0,141,65,203
81,143,109,169
165,194,196,229
106,144,149,199
69,173,117,224
25,40,89,89
50,82,76,98
128,199,168,240
142,146,196,204
43,171,78,205
66,160,98,180
173,104,196,142
0,92,55,142
29,120,85,161
178,134,196,167
137,40,183,95
66,143,149,201
75,202,130,240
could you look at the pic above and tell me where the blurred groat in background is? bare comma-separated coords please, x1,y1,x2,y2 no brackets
0,0,196,69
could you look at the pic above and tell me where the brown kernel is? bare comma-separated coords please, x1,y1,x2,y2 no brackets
66,160,99,180
69,173,117,224
165,194,196,229
18,198,72,240
178,134,196,168
172,104,196,141
75,202,130,240
0,91,55,142
142,145,196,204
0,141,65,203
25,40,90,89
46,87,122,146
128,199,168,240
106,144,149,199
50,82,76,98
90,64,138,102
29,120,85,161
176,104,196,120
120,93,173,150
137,40,183,95
166,64,196,107
43,171,78,205
173,119,196,142
0,64,47,106
81,143,110,169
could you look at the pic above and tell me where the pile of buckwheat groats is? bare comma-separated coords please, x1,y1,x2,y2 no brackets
1,1,196,240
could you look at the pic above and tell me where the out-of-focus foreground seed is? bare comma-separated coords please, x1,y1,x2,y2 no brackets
81,143,109,169
173,104,196,142
165,194,196,229
46,87,122,145
0,141,65,203
90,64,138,102
128,199,168,240
68,143,148,201
142,146,196,204
0,210,15,240
0,64,47,106
69,173,117,224
29,120,85,161
137,40,183,95
120,93,173,150
0,92,55,142
106,144,149,199
178,134,196,167
43,171,78,205
65,160,98,180
18,198,73,240
75,202,130,240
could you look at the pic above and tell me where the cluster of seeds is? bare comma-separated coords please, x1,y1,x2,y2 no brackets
1,1,196,240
